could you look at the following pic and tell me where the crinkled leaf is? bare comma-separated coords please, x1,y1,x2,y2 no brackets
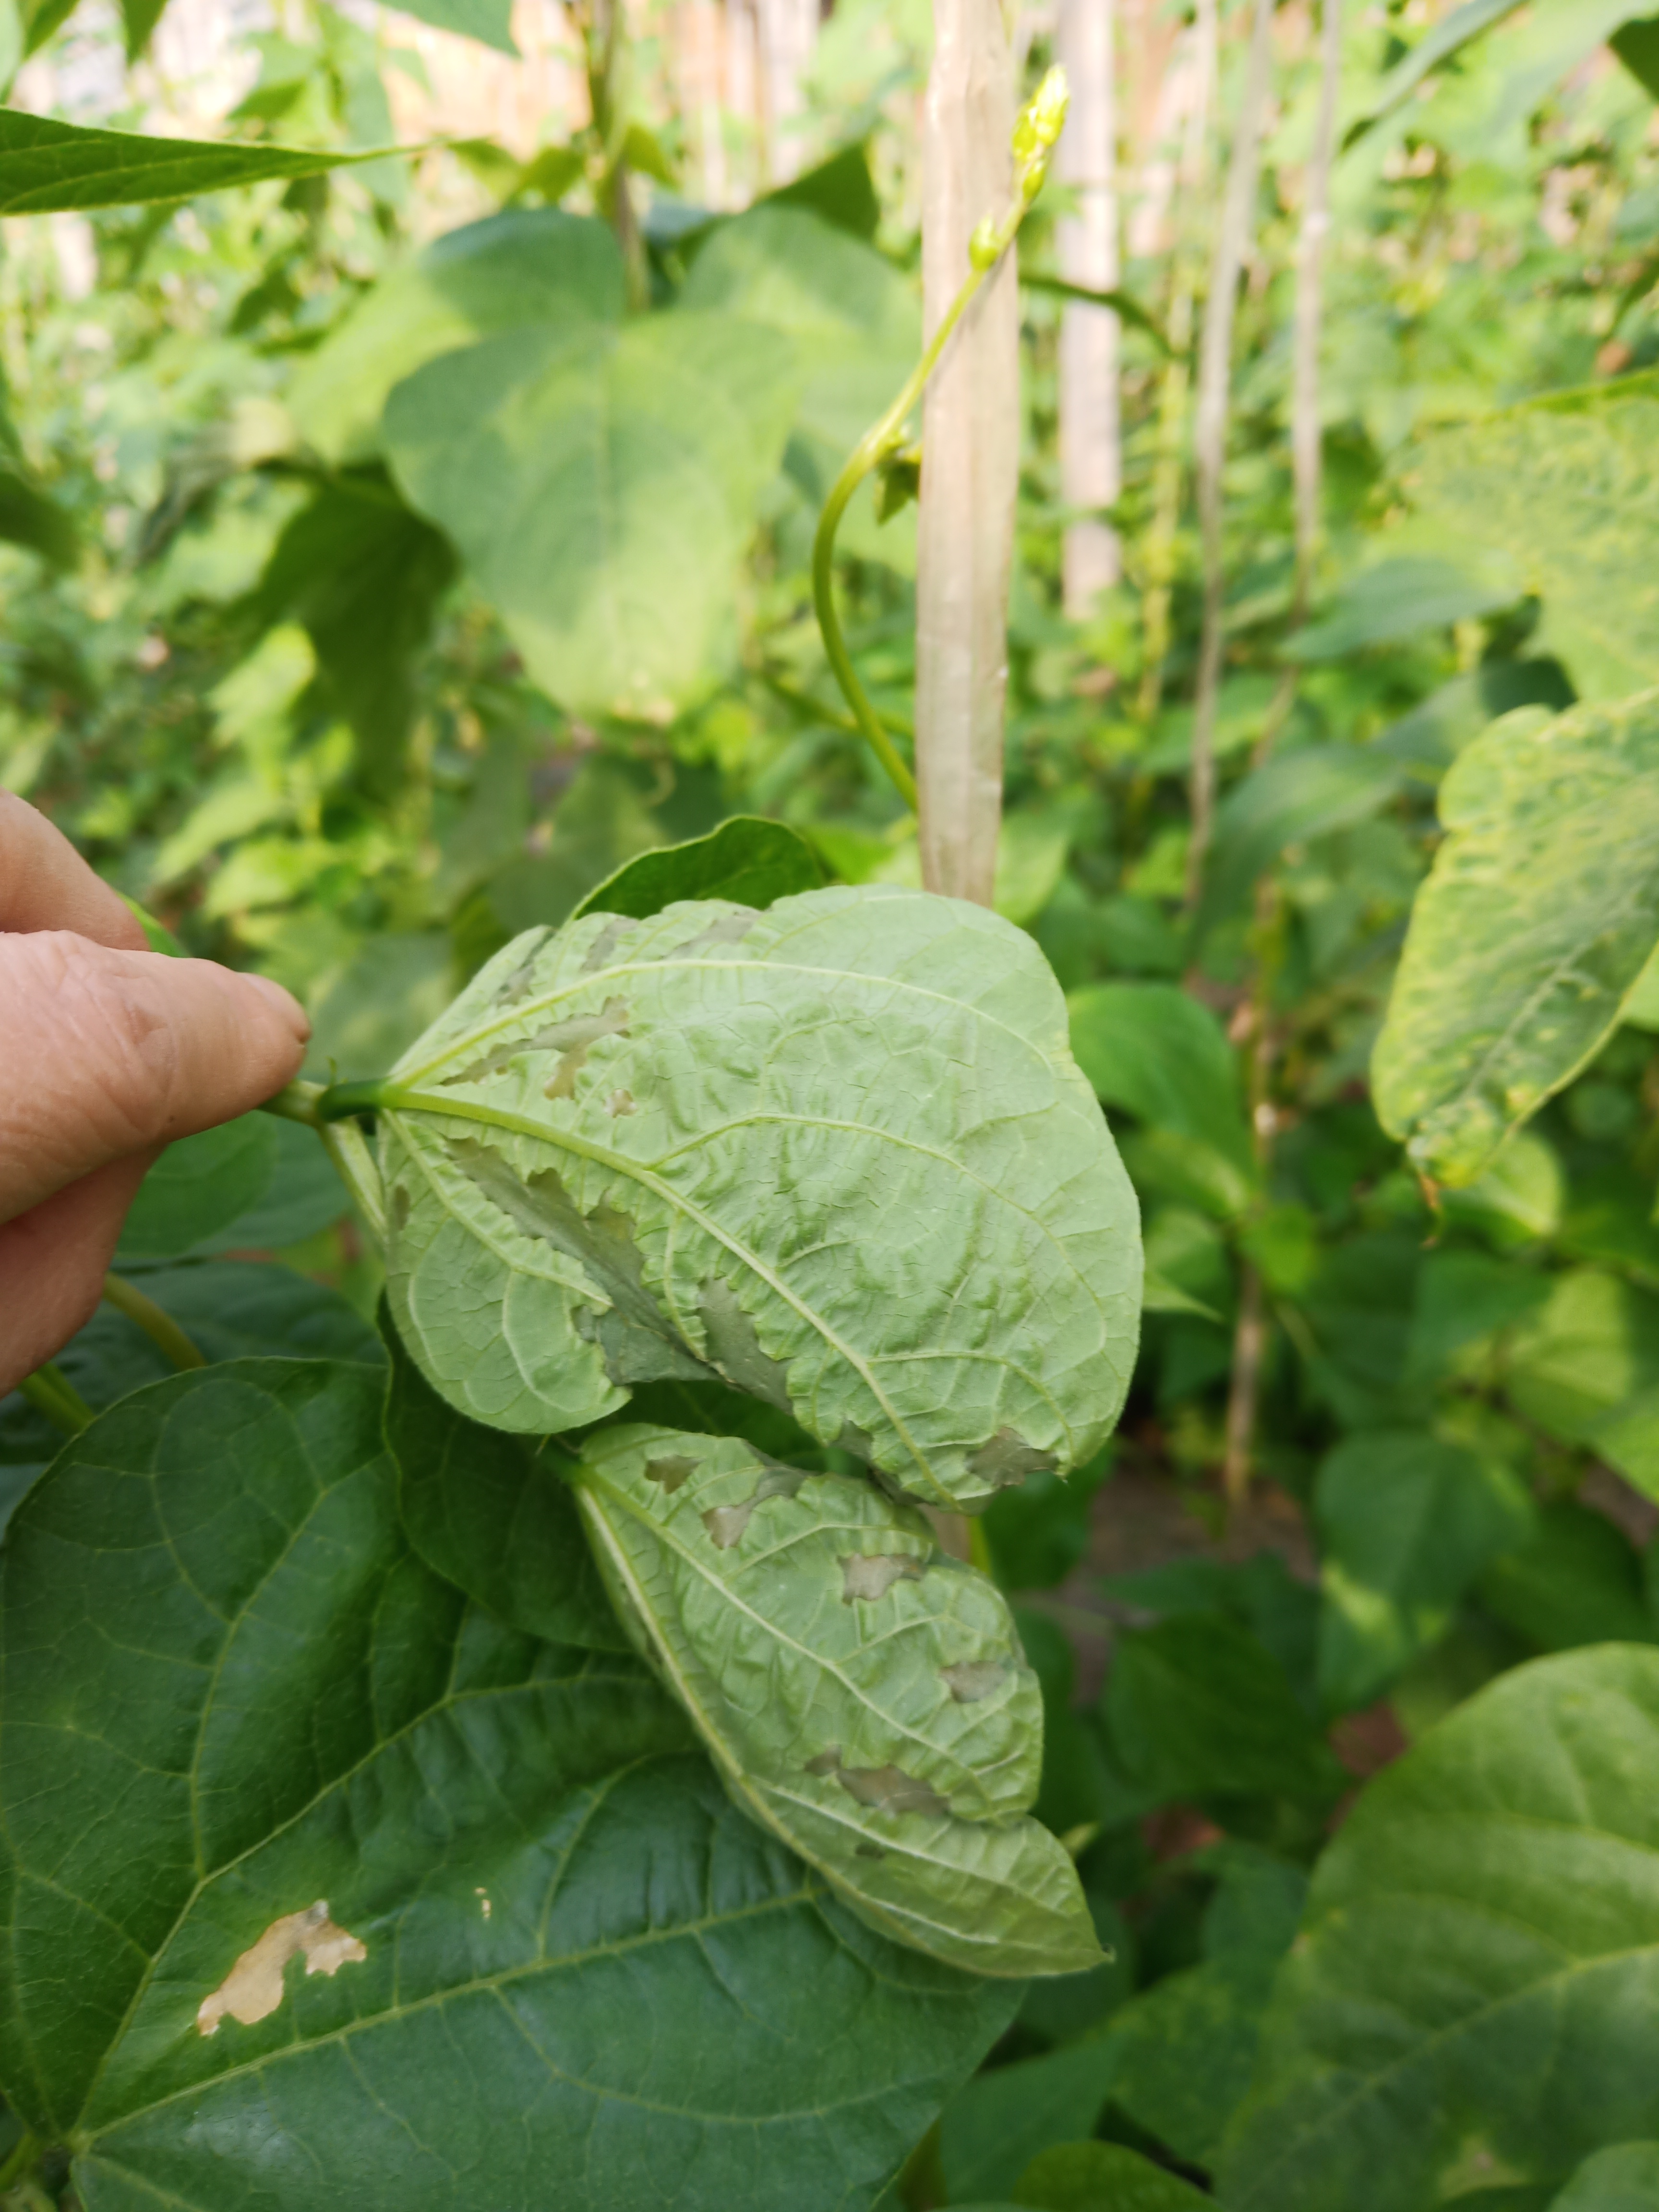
385,314,799,719
1409,390,1659,701
382,1312,625,1650
1372,692,1659,1187
1218,1647,1659,2212
573,816,824,923
0,108,387,214
0,1362,1017,2208
1314,1429,1536,1714
572,1423,1102,1978
288,209,622,464
378,886,1140,1510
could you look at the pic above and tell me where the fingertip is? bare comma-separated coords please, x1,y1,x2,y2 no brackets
237,970,312,1044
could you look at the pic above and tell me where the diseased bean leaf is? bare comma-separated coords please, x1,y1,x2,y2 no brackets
378,885,1141,1512
0,1361,1017,2210
571,1423,1103,1979
1372,692,1659,1187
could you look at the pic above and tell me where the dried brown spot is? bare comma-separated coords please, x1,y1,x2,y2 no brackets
700,1460,810,1549
581,914,637,975
607,1089,637,1117
838,1762,950,1818
195,1900,365,2036
495,930,552,1005
966,1429,1058,1491
840,1553,924,1603
644,1454,699,1495
448,1141,706,1386
940,1660,1008,1704
698,1278,793,1410
671,910,757,957
438,997,630,1092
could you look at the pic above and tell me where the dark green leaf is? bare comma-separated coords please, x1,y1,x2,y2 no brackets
572,816,824,923
764,141,881,240
1017,273,1170,349
1314,1430,1536,1714
197,1116,349,1253
1613,18,1659,100
984,1455,1111,1593
1478,1500,1659,1653
1013,2141,1212,2210
1102,1614,1345,1810
1202,747,1402,923
1372,693,1659,1188
114,1115,278,1263
0,108,390,215
255,474,457,797
938,2045,1122,2204
1068,982,1256,1204
0,457,77,567
383,1313,624,1650
1218,1647,1659,2211
0,1361,1017,2207
384,0,517,55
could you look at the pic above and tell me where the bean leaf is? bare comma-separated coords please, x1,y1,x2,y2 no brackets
0,1361,1017,2209
572,816,824,923
1218,1646,1659,2210
377,886,1141,1511
0,108,390,215
1372,691,1659,1187
571,1422,1102,1979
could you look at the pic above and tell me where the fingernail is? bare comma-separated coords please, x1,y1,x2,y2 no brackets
242,971,311,1041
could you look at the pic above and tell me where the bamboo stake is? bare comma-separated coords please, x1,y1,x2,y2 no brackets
1183,0,1275,916
1057,0,1121,616
915,0,1021,906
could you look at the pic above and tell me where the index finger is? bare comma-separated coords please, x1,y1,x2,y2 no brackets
0,790,147,950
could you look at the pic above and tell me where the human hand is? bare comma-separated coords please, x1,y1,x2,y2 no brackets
0,793,310,1394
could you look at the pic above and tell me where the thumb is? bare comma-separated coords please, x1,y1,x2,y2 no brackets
0,930,310,1224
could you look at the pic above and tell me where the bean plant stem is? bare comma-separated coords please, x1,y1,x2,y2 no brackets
0,2130,40,2194
102,1272,205,1370
17,1363,91,1436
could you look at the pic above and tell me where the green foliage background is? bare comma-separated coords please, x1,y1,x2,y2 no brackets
5,0,1659,2204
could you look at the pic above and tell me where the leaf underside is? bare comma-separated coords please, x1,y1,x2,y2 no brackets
573,1423,1103,1978
380,885,1142,1511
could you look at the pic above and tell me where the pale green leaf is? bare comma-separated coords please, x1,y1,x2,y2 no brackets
384,0,517,54
1313,1429,1536,1713
1341,0,1523,149
288,209,622,464
1218,1647,1659,2212
572,1423,1102,1977
0,108,387,214
1551,2143,1659,2210
385,314,800,718
1371,692,1659,1186
1409,391,1659,702
0,1362,1017,2208
377,886,1141,1510
1503,1267,1659,1498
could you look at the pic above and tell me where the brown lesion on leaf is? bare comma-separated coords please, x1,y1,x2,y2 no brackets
656,910,756,960
966,1429,1058,1491
697,1278,793,1410
840,1553,925,1603
448,1140,707,1387
855,1841,886,1860
700,1459,810,1548
581,914,637,975
389,1184,411,1235
439,997,631,1094
495,928,553,1005
644,1453,699,1495
804,1747,950,1818
607,1089,637,1117
195,1900,366,2036
940,1659,1008,1703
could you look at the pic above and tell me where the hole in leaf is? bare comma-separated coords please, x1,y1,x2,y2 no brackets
581,915,637,974
699,1458,812,1547
645,1454,699,1495
966,1428,1058,1491
698,1277,793,1409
